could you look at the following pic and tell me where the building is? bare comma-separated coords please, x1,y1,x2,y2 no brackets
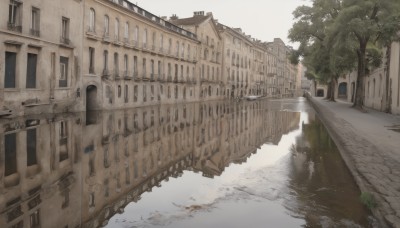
82,0,200,111
0,0,83,116
216,23,254,98
1,1,300,117
170,11,223,101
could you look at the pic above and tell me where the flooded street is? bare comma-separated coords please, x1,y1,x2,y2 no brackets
0,98,373,228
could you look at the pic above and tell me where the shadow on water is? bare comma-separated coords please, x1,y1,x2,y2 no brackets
0,98,374,228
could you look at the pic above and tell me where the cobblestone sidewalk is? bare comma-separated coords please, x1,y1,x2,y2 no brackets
307,96,400,228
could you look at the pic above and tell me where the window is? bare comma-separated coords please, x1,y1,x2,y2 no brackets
160,34,163,50
59,56,68,87
89,8,95,32
103,50,108,71
8,0,22,32
30,7,40,36
124,85,128,103
59,121,68,161
158,61,161,80
61,17,70,44
118,85,121,98
124,22,129,40
5,51,17,88
152,32,156,50
4,133,17,176
30,209,40,228
143,85,147,102
143,29,147,48
104,15,109,35
89,47,95,74
134,26,138,45
176,41,179,56
26,53,38,88
114,19,119,40
142,58,146,78
27,128,37,166
168,38,172,53
133,56,137,76
150,60,154,80
124,55,128,76
114,53,119,76
134,85,138,102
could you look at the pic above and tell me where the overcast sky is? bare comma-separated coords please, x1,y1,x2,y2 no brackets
130,0,310,47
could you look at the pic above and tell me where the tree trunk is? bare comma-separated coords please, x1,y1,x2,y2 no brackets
353,41,367,110
326,82,332,100
330,77,336,102
384,44,392,113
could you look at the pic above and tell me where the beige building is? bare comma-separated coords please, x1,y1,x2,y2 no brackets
1,1,300,117
82,0,200,111
0,0,83,116
170,11,223,101
216,24,254,98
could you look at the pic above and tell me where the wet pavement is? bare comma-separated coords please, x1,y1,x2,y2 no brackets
0,98,374,228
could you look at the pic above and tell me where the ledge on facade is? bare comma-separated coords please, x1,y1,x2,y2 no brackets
4,40,23,46
0,109,13,117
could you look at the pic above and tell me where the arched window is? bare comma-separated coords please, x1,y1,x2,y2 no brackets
143,28,147,47
114,18,119,40
104,15,109,35
124,22,129,39
89,8,95,31
134,26,139,44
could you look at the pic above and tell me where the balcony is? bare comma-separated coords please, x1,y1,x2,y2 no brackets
30,29,40,37
123,37,130,46
132,40,139,49
123,71,132,80
150,74,157,82
114,70,121,80
113,36,122,46
159,47,164,54
102,33,110,43
7,22,22,33
60,37,71,46
102,69,111,80
133,72,141,81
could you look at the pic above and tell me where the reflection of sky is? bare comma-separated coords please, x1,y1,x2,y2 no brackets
107,100,312,228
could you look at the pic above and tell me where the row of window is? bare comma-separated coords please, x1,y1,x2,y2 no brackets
8,0,71,43
4,51,69,89
88,8,196,59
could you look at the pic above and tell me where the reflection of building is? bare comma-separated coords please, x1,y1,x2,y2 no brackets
1,99,300,228
0,114,82,228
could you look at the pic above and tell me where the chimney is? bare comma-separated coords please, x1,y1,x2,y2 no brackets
161,16,167,20
206,12,213,16
193,11,205,16
170,14,178,20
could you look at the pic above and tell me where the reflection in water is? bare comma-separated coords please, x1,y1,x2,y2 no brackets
0,99,371,228
287,113,373,227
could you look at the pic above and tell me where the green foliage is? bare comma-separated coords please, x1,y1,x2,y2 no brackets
360,192,377,209
289,0,400,106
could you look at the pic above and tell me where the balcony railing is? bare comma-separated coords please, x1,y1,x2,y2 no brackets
30,29,40,37
114,70,121,80
60,37,71,45
7,22,22,33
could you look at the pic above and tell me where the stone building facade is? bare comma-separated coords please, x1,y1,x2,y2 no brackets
1,0,300,116
332,42,400,115
0,0,83,116
170,11,223,101
216,24,254,98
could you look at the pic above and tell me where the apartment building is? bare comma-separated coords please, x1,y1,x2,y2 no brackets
217,24,254,98
83,0,200,110
0,0,83,116
170,11,223,101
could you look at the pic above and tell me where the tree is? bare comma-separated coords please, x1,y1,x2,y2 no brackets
289,0,400,108
326,0,400,109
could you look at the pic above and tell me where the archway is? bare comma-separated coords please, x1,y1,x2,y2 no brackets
86,85,97,111
316,89,324,97
338,82,347,98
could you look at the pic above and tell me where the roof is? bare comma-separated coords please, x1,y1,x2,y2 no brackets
170,15,209,26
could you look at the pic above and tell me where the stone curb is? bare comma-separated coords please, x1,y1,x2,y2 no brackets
306,94,400,228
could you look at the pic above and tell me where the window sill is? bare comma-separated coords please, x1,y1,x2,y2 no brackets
55,87,72,90
4,88,20,92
